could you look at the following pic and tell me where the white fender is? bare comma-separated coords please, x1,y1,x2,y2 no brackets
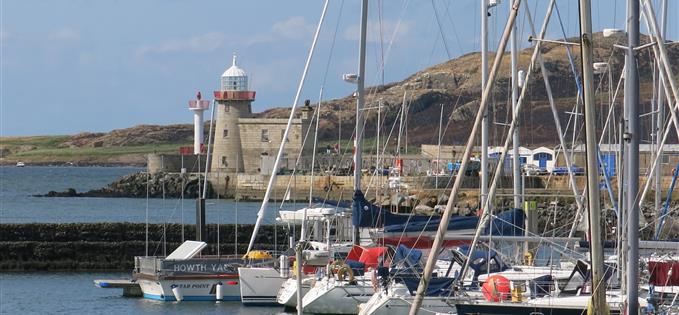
280,255,290,278
215,283,224,301
171,285,184,302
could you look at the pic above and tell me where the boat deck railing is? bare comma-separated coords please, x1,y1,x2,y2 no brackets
134,255,277,277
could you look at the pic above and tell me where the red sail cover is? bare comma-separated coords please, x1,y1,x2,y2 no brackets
346,246,387,270
648,261,679,286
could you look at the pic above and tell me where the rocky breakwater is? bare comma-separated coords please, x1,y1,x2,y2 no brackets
37,171,214,198
530,199,679,240
0,223,291,271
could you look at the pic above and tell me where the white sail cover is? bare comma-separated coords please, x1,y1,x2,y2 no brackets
165,241,206,260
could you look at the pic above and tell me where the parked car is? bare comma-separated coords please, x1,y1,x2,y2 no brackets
522,164,548,176
551,166,585,176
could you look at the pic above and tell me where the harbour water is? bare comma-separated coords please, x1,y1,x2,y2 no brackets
0,166,299,314
0,166,284,224
0,272,288,315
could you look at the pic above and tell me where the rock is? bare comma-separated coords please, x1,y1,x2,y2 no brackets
423,197,437,208
40,188,79,197
437,194,449,205
37,172,213,199
414,204,434,214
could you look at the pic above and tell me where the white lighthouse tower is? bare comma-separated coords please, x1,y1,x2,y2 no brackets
188,91,210,155
211,54,256,174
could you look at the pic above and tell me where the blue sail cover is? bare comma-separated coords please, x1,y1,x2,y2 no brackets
383,216,478,233
352,191,525,237
484,208,525,236
352,190,433,227
352,190,453,228
401,277,455,296
456,245,509,274
382,208,525,237
392,244,422,267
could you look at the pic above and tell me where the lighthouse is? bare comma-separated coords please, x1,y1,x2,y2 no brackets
188,91,210,155
211,54,256,174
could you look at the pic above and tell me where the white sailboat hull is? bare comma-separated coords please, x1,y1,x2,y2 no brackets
238,267,287,305
358,289,454,315
277,277,313,309
302,277,374,314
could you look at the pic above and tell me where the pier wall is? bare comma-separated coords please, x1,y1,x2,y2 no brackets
147,154,206,175
0,223,292,271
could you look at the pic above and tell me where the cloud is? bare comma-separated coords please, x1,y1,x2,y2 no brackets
49,27,80,41
343,19,412,43
136,32,230,57
136,17,314,59
272,16,314,39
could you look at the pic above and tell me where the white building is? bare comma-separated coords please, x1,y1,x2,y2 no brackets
488,146,556,172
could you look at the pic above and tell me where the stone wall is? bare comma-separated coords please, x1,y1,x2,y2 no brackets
0,223,292,271
147,154,206,174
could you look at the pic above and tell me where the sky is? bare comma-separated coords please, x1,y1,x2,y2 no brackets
1,0,677,136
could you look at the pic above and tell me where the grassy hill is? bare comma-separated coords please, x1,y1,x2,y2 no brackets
0,128,192,166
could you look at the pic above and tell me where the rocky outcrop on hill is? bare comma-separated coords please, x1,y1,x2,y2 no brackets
259,33,679,146
37,172,214,198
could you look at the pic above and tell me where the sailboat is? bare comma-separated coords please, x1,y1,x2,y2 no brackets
235,1,350,307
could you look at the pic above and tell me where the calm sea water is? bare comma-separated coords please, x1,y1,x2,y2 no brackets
0,272,289,315
0,166,292,224
0,166,304,314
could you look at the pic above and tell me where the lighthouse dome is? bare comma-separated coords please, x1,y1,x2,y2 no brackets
221,54,248,91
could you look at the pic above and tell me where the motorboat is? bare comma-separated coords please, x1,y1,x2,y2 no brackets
133,241,251,301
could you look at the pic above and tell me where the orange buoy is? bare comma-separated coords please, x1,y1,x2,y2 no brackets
481,275,511,302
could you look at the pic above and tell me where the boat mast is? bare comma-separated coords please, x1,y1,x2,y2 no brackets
247,0,328,254
408,2,520,313
522,0,585,238
196,99,216,243
510,0,521,210
637,0,679,208
635,0,679,310
309,89,323,207
291,2,330,314
458,0,560,286
352,0,368,246
624,0,640,312
578,0,607,313
480,0,490,221
653,0,668,237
